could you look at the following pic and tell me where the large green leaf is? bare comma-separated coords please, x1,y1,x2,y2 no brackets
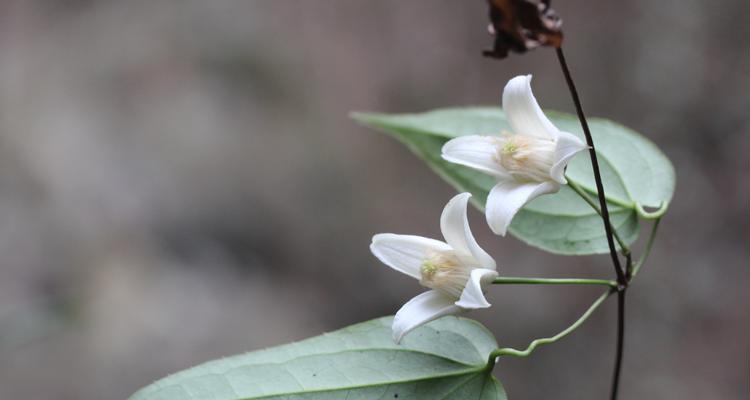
353,107,674,255
129,316,506,400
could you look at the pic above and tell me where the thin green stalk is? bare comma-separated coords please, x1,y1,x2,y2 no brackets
567,181,634,210
631,218,661,279
567,178,630,255
492,276,617,288
625,251,634,280
486,289,613,368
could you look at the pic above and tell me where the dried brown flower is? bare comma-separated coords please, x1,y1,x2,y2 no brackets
483,0,563,59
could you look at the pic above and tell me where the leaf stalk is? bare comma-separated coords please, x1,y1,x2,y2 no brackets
486,288,613,370
492,276,617,288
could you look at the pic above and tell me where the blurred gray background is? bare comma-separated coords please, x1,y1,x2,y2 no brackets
0,1,748,399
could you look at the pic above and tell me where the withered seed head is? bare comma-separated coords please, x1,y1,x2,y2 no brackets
483,0,563,59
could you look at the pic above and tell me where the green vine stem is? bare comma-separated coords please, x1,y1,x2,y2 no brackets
567,176,663,280
566,177,630,255
486,288,613,370
492,276,617,288
630,218,662,279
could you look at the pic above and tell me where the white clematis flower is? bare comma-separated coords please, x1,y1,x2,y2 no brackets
441,75,588,236
370,193,498,343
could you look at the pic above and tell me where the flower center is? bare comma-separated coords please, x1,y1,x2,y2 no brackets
495,134,556,183
501,139,520,155
419,251,472,298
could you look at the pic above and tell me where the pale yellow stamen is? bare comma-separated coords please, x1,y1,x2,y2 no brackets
501,140,519,155
419,251,472,298
494,134,556,183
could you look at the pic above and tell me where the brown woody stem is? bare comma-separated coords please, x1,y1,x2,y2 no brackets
555,46,627,400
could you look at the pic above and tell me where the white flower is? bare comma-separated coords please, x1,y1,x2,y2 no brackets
441,75,588,236
370,193,498,343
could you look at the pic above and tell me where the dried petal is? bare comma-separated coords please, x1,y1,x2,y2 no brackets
483,0,563,59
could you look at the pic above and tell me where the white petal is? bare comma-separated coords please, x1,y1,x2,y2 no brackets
440,193,496,270
550,130,588,184
502,75,559,140
486,180,560,236
392,290,462,343
455,268,498,309
370,234,451,280
441,136,509,179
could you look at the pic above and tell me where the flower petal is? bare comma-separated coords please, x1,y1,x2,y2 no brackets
392,290,462,343
370,234,452,280
550,130,588,184
502,75,559,140
441,136,510,179
440,193,496,270
455,268,499,309
486,180,560,236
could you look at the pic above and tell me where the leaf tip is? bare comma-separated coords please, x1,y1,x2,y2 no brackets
349,111,381,126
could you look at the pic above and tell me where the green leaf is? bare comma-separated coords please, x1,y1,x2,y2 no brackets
353,107,674,255
129,316,506,400
548,112,675,210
